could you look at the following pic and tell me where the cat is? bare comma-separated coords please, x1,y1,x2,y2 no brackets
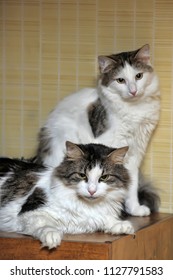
0,142,160,249
0,142,135,249
35,44,160,217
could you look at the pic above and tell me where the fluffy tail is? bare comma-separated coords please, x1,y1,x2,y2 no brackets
138,173,160,213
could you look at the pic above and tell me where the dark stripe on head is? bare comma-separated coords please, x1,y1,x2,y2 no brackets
54,142,130,191
99,46,153,87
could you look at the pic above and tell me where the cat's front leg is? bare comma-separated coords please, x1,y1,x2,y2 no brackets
33,226,63,249
20,212,63,249
125,168,150,216
104,218,134,235
125,199,150,216
126,199,151,217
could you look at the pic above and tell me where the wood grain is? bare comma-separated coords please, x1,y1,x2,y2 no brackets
0,213,173,260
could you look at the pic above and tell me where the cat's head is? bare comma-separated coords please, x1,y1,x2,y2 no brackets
55,141,130,203
98,44,159,101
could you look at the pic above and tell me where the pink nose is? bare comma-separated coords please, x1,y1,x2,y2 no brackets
130,90,137,96
88,188,96,196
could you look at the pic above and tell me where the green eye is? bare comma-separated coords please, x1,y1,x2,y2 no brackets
78,173,87,180
135,73,143,80
116,78,125,84
100,175,109,182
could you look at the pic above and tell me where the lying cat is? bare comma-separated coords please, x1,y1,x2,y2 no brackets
0,142,159,249
35,44,160,217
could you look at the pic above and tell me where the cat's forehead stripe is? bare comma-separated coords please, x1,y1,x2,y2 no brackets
87,164,103,180
120,62,135,78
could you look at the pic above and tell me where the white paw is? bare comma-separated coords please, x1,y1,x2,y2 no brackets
109,220,134,235
126,204,151,217
36,227,62,249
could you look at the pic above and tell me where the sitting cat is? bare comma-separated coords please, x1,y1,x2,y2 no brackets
0,142,159,249
35,44,160,217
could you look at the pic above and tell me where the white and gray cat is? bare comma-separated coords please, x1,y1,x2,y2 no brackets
0,142,159,249
35,44,160,217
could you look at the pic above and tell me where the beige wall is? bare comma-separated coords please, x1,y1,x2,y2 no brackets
0,0,173,213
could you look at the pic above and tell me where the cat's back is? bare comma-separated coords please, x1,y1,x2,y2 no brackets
0,157,45,178
0,157,51,232
47,87,98,120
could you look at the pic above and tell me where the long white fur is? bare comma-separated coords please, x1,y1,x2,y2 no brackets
39,62,160,217
0,167,134,249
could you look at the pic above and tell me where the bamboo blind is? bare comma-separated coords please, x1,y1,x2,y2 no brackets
0,0,173,213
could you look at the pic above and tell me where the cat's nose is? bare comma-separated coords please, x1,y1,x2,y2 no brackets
129,83,137,96
88,189,96,196
88,185,96,196
130,90,137,96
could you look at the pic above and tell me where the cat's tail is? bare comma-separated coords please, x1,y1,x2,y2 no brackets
138,173,160,213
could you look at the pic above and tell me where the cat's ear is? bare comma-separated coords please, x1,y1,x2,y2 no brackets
107,146,129,164
65,141,84,160
98,56,115,73
135,44,151,65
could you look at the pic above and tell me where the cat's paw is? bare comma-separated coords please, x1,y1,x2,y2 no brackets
126,204,151,217
109,220,134,235
35,226,62,249
41,230,62,249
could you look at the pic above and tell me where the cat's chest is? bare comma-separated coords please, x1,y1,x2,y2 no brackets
87,99,154,147
92,109,138,147
48,198,106,233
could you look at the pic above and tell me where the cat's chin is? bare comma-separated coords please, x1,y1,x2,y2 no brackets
123,93,143,102
78,194,103,202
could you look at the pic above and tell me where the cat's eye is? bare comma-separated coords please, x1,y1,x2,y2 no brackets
116,78,126,84
99,175,109,182
135,73,143,80
78,173,87,180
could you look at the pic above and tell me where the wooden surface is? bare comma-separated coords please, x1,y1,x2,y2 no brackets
0,213,173,260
